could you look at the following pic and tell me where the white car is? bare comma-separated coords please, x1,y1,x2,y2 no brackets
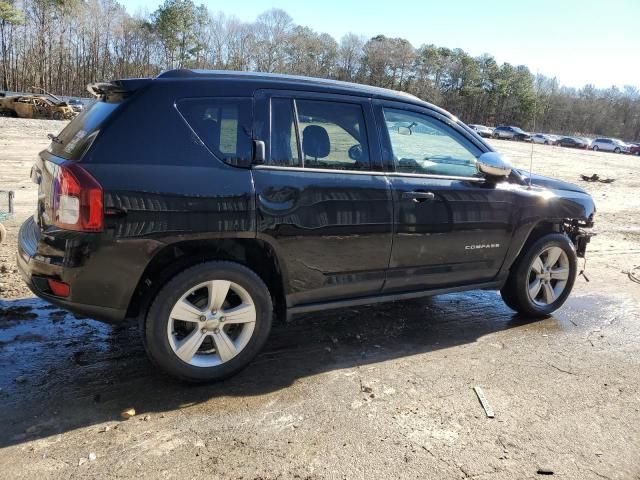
591,138,629,153
531,134,557,145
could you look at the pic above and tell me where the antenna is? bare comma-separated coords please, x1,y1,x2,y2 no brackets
528,73,539,189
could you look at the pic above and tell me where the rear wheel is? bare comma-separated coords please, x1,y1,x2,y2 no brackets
144,261,273,382
614,147,621,153
592,145,599,151
500,233,577,317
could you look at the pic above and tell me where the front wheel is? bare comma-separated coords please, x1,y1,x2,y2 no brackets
614,147,621,153
592,145,599,151
144,261,273,382
500,233,577,317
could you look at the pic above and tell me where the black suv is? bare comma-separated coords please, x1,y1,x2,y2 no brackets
18,70,595,382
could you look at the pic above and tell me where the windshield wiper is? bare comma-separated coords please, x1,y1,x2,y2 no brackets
47,133,62,144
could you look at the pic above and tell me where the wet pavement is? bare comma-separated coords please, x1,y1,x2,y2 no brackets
1,285,639,479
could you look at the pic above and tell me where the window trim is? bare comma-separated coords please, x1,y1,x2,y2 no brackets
252,164,486,183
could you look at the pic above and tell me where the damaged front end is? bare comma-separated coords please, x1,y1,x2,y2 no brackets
563,218,595,258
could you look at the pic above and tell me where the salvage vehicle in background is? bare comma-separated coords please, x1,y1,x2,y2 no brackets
591,138,629,153
492,125,531,141
531,133,558,145
629,144,640,156
0,91,75,120
18,70,595,382
557,136,590,149
468,124,494,138
66,98,84,113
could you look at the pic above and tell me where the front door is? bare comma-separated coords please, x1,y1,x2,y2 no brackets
252,92,393,307
375,104,515,292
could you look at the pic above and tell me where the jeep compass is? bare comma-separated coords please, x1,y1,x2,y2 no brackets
18,70,595,382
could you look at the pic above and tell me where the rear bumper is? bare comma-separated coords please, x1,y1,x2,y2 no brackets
17,217,128,323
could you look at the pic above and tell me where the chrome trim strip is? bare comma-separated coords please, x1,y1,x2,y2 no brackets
252,164,485,182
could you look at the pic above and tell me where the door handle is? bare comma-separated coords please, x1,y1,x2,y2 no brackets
402,191,435,202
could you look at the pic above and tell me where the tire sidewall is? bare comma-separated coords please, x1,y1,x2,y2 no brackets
144,261,273,382
511,234,577,317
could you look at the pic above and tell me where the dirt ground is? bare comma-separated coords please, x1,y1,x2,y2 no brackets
1,117,639,479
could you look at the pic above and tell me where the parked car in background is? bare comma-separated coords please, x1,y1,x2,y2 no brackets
18,70,596,382
531,133,557,145
557,137,590,149
66,98,84,113
591,138,629,153
468,124,494,138
493,125,531,141
629,144,640,156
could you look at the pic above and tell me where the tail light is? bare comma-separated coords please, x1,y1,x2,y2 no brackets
53,162,103,231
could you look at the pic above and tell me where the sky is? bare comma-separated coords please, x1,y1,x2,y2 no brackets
122,0,640,90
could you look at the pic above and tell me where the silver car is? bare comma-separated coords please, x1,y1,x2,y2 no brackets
591,138,629,153
531,133,557,145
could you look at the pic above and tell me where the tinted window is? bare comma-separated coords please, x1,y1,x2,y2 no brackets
270,98,300,166
178,98,252,166
295,100,370,171
383,108,480,177
51,101,118,160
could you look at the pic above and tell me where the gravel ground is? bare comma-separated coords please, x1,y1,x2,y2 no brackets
1,117,639,479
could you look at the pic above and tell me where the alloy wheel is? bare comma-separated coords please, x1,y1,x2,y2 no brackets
527,246,570,306
167,280,256,367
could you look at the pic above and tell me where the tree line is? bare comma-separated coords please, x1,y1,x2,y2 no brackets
1,0,638,141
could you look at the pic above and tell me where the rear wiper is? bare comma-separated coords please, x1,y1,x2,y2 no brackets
47,133,62,144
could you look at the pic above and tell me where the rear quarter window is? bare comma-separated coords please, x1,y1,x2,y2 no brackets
177,98,253,167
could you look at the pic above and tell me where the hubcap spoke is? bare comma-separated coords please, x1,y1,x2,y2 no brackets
529,278,542,299
212,330,238,362
208,280,231,311
175,328,207,362
542,282,556,303
222,303,256,324
171,299,204,323
531,256,544,274
544,247,562,268
550,267,569,280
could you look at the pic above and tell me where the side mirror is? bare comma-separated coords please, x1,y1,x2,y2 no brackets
477,152,512,177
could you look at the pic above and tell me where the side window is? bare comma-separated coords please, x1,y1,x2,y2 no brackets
177,97,252,166
383,107,480,178
270,98,300,166
296,100,370,171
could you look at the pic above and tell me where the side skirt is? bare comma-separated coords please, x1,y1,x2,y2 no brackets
285,280,504,321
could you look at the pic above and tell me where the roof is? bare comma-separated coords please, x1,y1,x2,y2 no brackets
155,69,452,119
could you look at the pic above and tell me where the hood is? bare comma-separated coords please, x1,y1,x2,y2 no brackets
515,169,587,194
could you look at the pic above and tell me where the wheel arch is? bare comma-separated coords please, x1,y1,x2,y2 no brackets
126,238,288,323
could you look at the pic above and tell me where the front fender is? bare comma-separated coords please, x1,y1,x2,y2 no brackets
496,183,596,280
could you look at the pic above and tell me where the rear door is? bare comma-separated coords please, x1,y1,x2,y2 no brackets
374,102,515,292
252,91,393,307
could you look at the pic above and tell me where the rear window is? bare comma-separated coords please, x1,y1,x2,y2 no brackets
50,101,117,160
177,98,253,167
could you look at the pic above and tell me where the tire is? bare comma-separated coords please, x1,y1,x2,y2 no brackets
592,145,599,151
500,233,577,317
52,111,64,120
614,147,621,153
143,261,273,382
544,141,549,145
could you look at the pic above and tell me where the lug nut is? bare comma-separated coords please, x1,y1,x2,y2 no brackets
220,316,225,323
201,328,207,333
199,315,206,321
214,328,220,334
